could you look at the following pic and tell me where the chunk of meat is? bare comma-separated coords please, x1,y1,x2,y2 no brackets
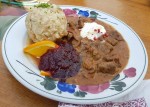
98,42,113,54
98,62,117,74
105,37,118,46
67,16,79,29
110,31,123,41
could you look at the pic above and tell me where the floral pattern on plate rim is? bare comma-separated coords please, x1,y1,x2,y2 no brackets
16,8,137,98
17,60,136,98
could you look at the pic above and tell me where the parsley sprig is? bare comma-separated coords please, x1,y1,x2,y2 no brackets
35,3,52,8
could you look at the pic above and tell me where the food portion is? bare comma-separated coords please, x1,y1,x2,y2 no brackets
25,3,67,42
65,16,129,85
24,3,129,85
39,41,81,79
80,22,106,40
24,40,59,58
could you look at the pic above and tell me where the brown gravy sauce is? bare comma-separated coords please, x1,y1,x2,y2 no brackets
65,16,129,85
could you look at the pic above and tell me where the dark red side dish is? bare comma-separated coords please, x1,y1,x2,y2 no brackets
39,41,81,79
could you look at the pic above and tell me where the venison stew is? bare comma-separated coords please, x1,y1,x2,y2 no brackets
38,16,129,85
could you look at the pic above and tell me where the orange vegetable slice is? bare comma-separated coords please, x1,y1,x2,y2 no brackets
24,40,59,58
40,71,51,77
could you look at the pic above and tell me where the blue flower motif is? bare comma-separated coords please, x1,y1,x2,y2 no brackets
57,81,76,93
78,10,89,17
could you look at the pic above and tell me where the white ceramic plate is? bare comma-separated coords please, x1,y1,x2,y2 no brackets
2,6,148,104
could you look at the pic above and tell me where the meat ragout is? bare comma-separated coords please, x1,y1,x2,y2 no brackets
39,16,129,85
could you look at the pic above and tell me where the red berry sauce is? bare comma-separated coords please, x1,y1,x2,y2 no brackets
39,41,81,79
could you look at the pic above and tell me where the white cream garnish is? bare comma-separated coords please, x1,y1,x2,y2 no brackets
80,22,106,40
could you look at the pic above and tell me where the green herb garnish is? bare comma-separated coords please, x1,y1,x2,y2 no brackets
34,3,52,8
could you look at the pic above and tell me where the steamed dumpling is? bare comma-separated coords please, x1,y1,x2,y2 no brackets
25,3,68,42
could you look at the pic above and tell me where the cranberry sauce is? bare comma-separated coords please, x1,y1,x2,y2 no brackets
39,41,81,79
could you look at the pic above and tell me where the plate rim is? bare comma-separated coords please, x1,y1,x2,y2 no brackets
2,5,148,104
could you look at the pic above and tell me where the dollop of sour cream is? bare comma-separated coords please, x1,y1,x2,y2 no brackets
80,22,106,40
